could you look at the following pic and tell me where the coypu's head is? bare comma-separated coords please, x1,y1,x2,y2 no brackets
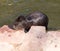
13,15,27,31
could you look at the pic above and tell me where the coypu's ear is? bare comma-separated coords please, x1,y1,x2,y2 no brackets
16,15,25,22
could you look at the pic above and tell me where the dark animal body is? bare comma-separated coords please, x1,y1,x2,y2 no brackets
25,11,49,32
13,11,49,33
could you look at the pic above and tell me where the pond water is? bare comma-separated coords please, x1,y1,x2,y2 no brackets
0,0,60,30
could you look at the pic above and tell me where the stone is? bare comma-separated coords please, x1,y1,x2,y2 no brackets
0,25,60,51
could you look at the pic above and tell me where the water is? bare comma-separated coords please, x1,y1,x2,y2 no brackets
0,0,60,30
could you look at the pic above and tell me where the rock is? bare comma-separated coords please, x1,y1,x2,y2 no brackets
0,25,60,51
17,26,46,51
0,25,15,33
28,26,46,33
0,42,14,51
0,25,26,44
43,31,60,51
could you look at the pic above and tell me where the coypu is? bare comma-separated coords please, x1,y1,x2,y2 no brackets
25,11,49,32
13,11,49,33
